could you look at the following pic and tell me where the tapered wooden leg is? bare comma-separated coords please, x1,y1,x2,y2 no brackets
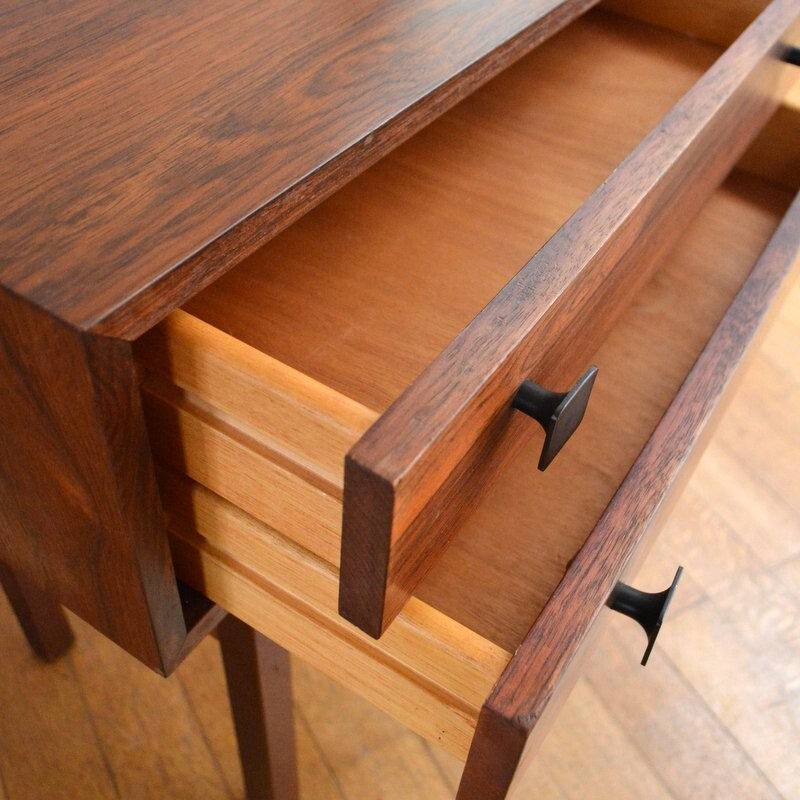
0,562,74,662
218,615,299,800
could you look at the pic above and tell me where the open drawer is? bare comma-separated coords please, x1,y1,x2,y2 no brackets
146,176,799,798
136,3,799,640
133,5,798,798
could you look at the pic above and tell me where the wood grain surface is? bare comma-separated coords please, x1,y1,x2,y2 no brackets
144,172,790,651
457,189,800,800
0,288,187,672
341,0,800,637
0,0,599,674
164,478,509,760
179,11,721,416
0,0,598,338
143,10,723,568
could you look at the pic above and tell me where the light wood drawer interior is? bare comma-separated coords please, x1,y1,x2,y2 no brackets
134,6,797,760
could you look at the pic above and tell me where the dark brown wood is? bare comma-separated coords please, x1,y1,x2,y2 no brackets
0,0,599,341
0,562,74,662
456,188,800,800
218,616,299,800
0,287,186,673
339,0,800,638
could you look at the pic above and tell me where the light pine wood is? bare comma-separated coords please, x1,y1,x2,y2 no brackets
166,491,509,759
0,253,797,798
137,311,376,491
148,171,791,760
147,386,349,567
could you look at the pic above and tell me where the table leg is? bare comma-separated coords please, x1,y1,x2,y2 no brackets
0,562,74,662
218,615,299,800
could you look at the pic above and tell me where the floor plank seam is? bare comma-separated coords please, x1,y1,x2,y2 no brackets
64,646,123,800
418,737,459,794
658,648,786,799
295,704,348,800
582,673,680,800
175,668,237,800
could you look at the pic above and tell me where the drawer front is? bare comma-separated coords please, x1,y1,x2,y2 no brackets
150,172,797,768
339,0,800,638
457,188,800,800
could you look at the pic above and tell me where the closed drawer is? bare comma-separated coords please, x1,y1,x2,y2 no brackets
136,4,799,641
133,4,798,798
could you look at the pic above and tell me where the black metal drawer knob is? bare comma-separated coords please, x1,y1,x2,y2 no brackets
512,366,598,470
608,566,683,666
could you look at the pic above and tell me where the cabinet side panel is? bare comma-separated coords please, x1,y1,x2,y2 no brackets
0,288,185,672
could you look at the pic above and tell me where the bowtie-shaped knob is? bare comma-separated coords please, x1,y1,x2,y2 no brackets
512,366,598,470
608,567,684,666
